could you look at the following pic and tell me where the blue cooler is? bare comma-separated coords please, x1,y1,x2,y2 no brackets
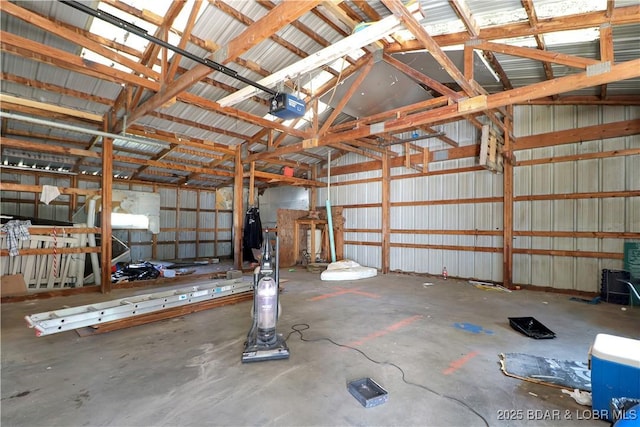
591,334,640,421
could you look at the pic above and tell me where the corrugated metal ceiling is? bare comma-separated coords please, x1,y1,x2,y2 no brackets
1,0,638,189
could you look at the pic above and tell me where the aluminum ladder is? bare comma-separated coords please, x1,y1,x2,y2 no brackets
25,278,252,336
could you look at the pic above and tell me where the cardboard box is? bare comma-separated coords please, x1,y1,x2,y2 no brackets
1,274,27,296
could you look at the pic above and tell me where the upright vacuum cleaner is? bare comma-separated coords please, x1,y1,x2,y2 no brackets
241,230,290,363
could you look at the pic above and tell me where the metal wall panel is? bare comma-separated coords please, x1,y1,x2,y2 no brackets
259,186,309,228
513,105,638,292
316,107,637,290
322,119,506,280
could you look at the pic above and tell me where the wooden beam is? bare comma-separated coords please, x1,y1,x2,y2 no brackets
0,182,100,196
419,125,459,148
381,152,390,274
384,0,507,126
329,96,450,133
474,40,599,69
520,0,555,96
383,54,462,100
233,146,243,269
101,118,112,294
3,2,160,81
257,0,356,67
606,0,615,18
463,45,474,81
166,0,202,82
320,117,639,178
514,119,640,150
382,0,478,96
124,0,321,130
386,5,640,53
1,137,101,158
502,106,513,289
319,58,374,135
2,73,113,106
216,0,322,65
599,23,614,99
75,291,253,335
249,161,255,205
516,148,640,166
0,31,158,89
450,0,480,37
102,0,218,52
213,0,336,80
514,190,639,202
249,171,326,187
0,94,103,122
126,126,236,156
480,50,513,91
330,141,381,160
322,58,640,143
519,95,640,105
112,154,234,177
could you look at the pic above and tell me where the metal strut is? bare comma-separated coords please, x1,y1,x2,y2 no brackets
25,278,252,336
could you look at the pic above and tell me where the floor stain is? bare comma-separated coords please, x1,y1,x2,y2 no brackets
453,322,494,335
74,390,90,408
1,389,36,400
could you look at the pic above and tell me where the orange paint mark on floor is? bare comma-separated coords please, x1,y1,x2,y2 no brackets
348,315,423,346
307,287,352,301
443,351,479,375
307,287,381,301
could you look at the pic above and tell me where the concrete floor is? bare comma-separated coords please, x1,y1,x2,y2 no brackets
2,270,639,426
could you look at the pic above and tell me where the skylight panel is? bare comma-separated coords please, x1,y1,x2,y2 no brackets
82,1,206,73
424,19,467,37
534,0,607,19
475,9,529,28
544,28,601,46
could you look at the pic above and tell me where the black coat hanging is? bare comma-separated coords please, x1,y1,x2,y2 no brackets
243,206,263,263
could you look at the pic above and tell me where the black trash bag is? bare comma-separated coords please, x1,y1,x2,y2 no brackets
243,206,263,263
111,261,160,283
611,397,640,421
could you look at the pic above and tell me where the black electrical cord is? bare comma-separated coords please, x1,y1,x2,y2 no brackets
58,0,277,96
285,323,490,427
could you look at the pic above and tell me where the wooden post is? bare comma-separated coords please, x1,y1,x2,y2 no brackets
249,161,255,205
464,44,474,81
381,152,390,274
233,145,244,269
502,106,513,289
310,164,318,211
174,188,180,259
195,188,201,259
151,183,158,260
101,116,113,293
69,175,78,222
214,200,219,258
34,175,40,219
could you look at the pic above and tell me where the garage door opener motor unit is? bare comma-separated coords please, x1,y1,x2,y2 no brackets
270,93,306,120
